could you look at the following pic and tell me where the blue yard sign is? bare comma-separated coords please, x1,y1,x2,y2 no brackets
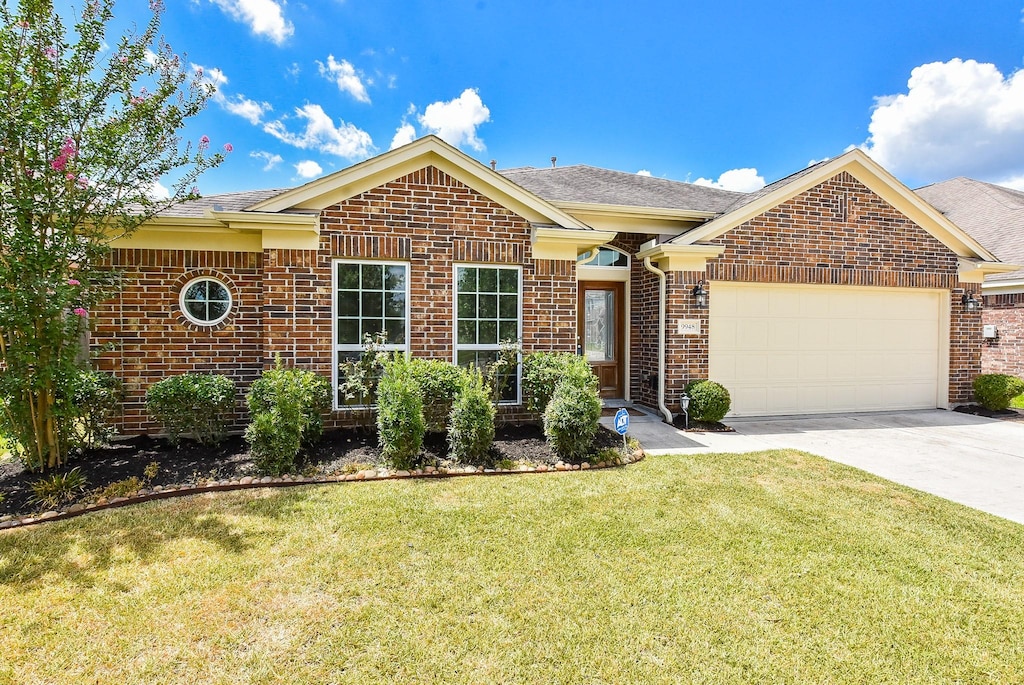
614,408,630,435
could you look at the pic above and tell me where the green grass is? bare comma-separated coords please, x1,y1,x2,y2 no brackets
1011,393,1024,409
2,450,1023,684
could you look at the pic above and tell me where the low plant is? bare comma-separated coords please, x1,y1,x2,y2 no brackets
409,359,467,433
143,461,160,482
30,467,88,509
495,457,515,471
594,447,624,465
96,476,144,500
522,351,595,415
376,354,425,470
337,332,390,430
685,380,732,423
341,461,375,475
66,370,123,451
973,374,1024,411
448,368,496,465
146,373,236,445
245,360,332,476
543,373,602,462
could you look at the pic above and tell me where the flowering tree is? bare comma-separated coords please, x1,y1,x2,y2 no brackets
0,0,225,470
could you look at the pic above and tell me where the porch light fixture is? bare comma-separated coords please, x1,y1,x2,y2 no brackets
962,292,982,313
692,280,708,309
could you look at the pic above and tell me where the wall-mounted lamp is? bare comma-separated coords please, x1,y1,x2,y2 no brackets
692,280,708,309
962,292,982,313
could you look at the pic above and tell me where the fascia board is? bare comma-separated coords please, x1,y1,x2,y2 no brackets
531,227,617,260
958,258,1024,284
207,209,319,233
635,242,725,271
552,201,718,221
982,280,1024,294
673,150,1000,262
246,136,589,230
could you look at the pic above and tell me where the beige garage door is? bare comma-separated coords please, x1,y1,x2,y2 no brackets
709,282,947,417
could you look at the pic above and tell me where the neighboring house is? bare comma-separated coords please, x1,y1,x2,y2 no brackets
95,136,1011,433
916,178,1024,378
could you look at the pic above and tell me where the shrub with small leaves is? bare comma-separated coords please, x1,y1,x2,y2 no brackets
686,380,732,423
245,360,332,475
409,358,467,433
522,352,595,415
66,370,123,451
973,374,1024,411
543,374,601,462
146,374,235,445
448,368,496,465
30,467,87,509
376,354,425,470
96,476,144,501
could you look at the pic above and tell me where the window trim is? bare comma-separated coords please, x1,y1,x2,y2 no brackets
452,263,523,405
179,276,233,326
332,258,411,411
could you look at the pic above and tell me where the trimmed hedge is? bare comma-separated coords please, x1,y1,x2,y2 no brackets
448,368,496,465
685,380,731,423
543,373,602,462
522,352,595,414
409,358,467,433
973,374,1024,412
146,374,235,445
377,354,425,470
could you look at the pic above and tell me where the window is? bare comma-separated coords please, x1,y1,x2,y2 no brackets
334,260,409,407
180,277,232,325
577,246,629,268
455,265,520,402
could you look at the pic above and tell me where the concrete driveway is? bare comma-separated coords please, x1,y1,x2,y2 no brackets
622,410,1024,525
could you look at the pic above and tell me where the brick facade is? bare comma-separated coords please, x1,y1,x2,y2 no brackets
982,293,1024,377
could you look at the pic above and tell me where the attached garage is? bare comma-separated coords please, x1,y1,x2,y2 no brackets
709,282,948,416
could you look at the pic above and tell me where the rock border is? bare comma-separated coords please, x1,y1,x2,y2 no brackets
0,451,645,531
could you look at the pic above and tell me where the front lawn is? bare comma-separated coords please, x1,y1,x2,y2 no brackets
1011,393,1024,409
2,450,1023,683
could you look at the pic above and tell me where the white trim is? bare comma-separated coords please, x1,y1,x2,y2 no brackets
982,280,1024,295
179,277,232,326
332,258,411,411
452,263,523,406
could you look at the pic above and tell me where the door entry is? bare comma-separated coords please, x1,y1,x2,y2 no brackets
578,281,625,399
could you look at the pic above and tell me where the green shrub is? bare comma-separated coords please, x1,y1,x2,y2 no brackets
973,374,1024,411
30,467,87,509
543,375,601,462
245,361,332,475
96,476,144,500
146,374,236,445
449,368,496,465
409,358,467,433
522,352,596,414
337,331,389,430
685,380,732,423
376,354,425,470
66,370,123,451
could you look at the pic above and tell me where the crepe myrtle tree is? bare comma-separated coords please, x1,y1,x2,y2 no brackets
0,0,228,470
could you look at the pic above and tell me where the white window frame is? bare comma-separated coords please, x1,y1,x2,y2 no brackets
452,263,523,405
179,276,232,326
332,259,410,410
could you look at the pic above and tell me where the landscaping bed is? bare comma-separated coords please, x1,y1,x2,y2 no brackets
0,424,628,522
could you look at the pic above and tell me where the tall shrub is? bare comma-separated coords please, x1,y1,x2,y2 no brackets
522,352,596,415
409,358,466,433
376,354,424,470
146,374,235,445
448,368,496,465
245,361,332,475
543,374,601,462
0,0,223,469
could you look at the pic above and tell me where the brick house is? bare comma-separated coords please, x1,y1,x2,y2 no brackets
96,136,1012,433
916,178,1024,379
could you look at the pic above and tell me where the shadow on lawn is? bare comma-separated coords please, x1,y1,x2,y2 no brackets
0,505,250,588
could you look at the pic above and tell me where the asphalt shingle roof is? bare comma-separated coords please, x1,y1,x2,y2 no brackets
499,165,746,214
156,188,291,218
916,177,1024,283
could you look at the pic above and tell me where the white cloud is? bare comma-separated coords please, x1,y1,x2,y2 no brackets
263,104,374,159
209,0,293,45
860,59,1024,184
417,88,490,151
250,150,283,171
694,167,765,193
390,122,417,150
147,179,170,200
636,169,652,177
317,55,370,103
294,160,323,179
192,63,271,125
996,173,1024,191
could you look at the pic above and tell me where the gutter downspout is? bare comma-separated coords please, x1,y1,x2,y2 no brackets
642,257,674,424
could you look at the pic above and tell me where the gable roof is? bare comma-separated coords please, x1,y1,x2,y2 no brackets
670,149,1001,263
156,188,292,219
499,165,744,214
916,177,1024,284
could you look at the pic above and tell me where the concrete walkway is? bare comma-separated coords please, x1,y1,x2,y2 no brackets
601,409,1024,525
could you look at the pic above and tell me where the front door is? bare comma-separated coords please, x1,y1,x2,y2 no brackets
578,281,624,399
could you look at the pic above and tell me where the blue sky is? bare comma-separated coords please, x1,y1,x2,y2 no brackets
64,0,1024,195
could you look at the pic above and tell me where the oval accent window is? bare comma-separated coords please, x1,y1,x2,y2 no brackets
180,278,232,326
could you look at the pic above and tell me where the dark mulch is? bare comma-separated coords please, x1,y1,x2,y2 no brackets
671,415,734,432
953,404,1024,422
0,424,624,519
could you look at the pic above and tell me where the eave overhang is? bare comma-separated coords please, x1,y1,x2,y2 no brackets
531,226,618,260
635,242,726,271
958,259,1024,284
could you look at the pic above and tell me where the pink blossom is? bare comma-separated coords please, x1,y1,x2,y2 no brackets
60,138,76,158
223,143,233,153
130,96,145,105
51,155,68,172
76,176,88,187
73,307,88,317
199,135,210,149
119,55,128,64
68,279,80,286
190,186,200,195
66,172,75,181
43,47,57,59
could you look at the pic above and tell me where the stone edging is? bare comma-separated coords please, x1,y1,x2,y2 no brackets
0,451,645,531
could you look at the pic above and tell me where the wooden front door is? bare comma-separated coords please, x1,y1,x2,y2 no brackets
578,281,625,399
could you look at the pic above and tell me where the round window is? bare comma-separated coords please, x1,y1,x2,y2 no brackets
180,278,232,325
